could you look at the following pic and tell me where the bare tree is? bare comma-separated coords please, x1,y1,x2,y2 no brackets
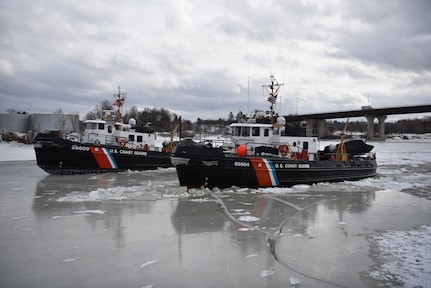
69,113,80,132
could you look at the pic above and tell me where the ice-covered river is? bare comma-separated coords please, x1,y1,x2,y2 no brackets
0,139,430,287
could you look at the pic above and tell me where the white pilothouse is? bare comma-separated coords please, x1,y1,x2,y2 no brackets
81,87,158,151
227,75,318,160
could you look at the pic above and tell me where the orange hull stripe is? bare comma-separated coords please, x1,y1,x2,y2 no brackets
250,158,273,186
90,147,116,169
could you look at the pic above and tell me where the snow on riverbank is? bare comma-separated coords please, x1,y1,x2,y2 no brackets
0,141,35,161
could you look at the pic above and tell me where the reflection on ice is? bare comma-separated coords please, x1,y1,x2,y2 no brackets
24,141,431,287
168,189,431,287
171,199,226,234
33,168,186,204
2,140,431,288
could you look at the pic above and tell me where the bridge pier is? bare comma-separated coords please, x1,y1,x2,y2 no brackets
306,116,387,140
366,115,387,140
284,105,431,138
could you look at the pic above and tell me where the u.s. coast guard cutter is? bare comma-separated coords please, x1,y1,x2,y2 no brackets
171,75,377,189
32,87,173,174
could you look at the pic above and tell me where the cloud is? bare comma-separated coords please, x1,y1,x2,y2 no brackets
0,0,430,122
0,59,15,77
328,0,431,71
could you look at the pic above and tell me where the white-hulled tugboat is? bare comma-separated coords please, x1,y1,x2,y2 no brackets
32,87,173,175
171,75,377,189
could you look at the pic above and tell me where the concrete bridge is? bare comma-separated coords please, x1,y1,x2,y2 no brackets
283,104,431,140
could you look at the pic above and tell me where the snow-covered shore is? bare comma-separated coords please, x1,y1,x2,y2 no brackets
0,141,35,161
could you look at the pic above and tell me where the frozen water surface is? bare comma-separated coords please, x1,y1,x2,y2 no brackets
0,139,430,287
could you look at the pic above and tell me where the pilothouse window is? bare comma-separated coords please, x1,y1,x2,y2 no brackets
241,127,250,137
252,127,260,136
86,123,97,130
98,123,104,130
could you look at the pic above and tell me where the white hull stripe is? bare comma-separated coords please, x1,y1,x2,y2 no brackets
262,159,279,186
102,148,118,169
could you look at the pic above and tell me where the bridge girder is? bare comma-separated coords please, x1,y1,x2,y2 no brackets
284,104,431,122
284,104,431,141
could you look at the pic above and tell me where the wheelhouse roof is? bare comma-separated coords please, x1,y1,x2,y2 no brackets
229,122,273,128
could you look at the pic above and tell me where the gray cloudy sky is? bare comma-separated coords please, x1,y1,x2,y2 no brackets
1,0,430,122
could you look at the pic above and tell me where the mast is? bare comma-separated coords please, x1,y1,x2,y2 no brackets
336,118,349,161
113,86,127,122
263,75,283,126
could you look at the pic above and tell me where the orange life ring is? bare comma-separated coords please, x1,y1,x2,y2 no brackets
279,144,289,156
119,139,127,147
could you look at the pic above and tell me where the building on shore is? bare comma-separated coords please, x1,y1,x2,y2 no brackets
0,113,80,142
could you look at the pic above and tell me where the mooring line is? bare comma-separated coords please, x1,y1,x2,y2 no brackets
262,194,304,211
210,192,349,288
210,193,261,232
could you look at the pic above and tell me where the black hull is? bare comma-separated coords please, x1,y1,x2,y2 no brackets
32,133,172,175
171,145,377,189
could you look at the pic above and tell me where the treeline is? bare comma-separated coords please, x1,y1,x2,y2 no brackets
385,118,431,134
124,107,193,132
6,99,431,136
326,117,431,135
84,99,431,135
192,116,431,136
84,100,192,132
